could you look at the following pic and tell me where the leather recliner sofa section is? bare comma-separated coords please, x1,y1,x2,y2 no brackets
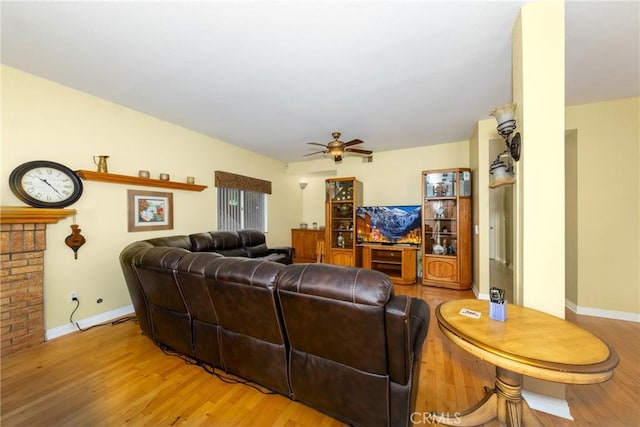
120,234,430,427
189,229,294,264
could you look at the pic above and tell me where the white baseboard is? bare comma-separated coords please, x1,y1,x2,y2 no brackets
522,390,573,420
471,281,480,297
46,305,135,340
565,299,639,322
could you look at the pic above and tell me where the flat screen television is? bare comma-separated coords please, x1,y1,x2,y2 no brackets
355,205,421,245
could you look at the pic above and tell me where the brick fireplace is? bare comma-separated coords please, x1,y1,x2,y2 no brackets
0,207,75,356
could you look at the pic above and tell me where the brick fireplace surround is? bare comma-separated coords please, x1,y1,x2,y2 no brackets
0,207,75,356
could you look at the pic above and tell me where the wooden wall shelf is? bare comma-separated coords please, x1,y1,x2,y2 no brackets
75,170,208,192
0,206,76,224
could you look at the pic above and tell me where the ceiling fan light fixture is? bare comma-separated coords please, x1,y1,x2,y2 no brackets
305,132,371,161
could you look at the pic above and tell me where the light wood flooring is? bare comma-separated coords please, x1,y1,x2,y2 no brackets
2,285,638,426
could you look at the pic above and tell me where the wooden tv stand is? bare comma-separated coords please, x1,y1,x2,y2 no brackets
360,244,418,285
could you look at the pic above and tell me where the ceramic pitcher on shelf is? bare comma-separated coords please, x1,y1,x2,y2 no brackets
93,155,109,173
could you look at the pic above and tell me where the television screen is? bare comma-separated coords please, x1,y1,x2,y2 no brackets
356,205,421,245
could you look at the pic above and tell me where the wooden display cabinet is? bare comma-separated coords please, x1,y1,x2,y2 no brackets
361,244,418,285
291,228,325,263
325,177,363,267
421,168,472,289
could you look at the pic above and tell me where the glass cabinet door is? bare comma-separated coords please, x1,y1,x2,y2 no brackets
424,171,457,197
423,199,458,256
460,170,471,196
421,168,472,289
330,203,353,249
326,178,358,252
327,180,354,202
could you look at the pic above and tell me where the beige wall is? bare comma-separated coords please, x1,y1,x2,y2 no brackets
513,1,566,318
566,97,640,315
1,66,300,330
565,130,579,304
287,141,470,226
3,66,638,340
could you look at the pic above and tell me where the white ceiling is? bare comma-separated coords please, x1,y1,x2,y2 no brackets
2,1,638,163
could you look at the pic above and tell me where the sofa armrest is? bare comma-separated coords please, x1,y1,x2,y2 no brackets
267,246,295,264
385,295,430,385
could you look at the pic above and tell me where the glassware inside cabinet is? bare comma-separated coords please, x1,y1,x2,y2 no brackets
330,180,354,201
424,172,457,197
424,199,457,256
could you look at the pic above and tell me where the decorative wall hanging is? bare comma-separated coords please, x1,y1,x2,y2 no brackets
64,216,86,259
127,190,173,232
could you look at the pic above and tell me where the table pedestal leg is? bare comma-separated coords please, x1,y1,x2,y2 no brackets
435,367,543,427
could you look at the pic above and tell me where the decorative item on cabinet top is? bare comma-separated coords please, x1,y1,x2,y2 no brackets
75,170,207,191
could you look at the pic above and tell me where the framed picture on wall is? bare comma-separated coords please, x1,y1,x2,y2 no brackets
127,190,174,232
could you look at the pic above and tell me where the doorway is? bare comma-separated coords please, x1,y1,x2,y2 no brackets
489,139,515,302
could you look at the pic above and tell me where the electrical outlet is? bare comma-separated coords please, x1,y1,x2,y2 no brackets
69,291,78,302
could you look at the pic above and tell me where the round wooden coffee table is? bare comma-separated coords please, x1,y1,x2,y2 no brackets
435,299,619,427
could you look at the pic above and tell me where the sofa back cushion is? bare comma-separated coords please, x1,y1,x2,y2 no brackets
175,252,225,365
278,263,392,373
276,263,394,426
238,229,269,258
189,232,216,252
211,231,247,257
132,246,193,356
145,235,193,250
203,257,290,395
120,241,155,337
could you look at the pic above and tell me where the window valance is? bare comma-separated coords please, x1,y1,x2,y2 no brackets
214,171,272,194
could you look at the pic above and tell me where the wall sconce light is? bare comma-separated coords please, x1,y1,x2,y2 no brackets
490,103,521,162
299,182,308,190
489,152,515,188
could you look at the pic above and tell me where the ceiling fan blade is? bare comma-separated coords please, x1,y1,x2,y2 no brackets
346,148,373,155
344,139,363,147
304,150,327,156
307,142,328,147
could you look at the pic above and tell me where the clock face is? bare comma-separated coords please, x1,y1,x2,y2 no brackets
9,161,83,208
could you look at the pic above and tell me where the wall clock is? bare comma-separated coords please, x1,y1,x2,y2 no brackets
9,160,83,208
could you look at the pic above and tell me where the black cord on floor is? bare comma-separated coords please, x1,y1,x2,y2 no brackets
69,298,137,331
158,344,276,395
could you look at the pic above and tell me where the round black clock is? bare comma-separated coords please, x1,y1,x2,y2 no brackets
9,160,83,208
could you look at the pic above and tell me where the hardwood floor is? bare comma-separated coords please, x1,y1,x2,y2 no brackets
489,259,513,303
2,285,638,426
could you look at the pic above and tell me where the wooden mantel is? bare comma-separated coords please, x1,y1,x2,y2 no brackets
0,206,76,224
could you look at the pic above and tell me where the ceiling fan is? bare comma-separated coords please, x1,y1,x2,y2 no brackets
305,132,372,162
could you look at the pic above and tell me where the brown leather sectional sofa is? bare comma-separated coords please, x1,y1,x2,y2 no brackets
120,231,430,427
190,229,295,264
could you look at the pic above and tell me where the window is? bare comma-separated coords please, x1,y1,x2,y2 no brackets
215,171,271,232
217,188,267,231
